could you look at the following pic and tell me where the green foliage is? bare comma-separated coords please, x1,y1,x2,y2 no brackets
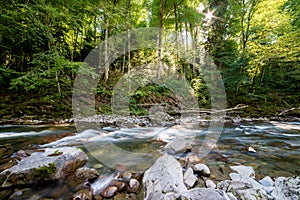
0,0,299,119
34,163,56,180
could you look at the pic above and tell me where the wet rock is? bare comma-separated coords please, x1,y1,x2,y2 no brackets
230,165,255,178
47,184,70,199
127,178,139,193
192,163,211,177
0,147,88,187
164,138,192,154
0,159,17,171
16,150,29,160
143,154,187,199
0,189,13,200
93,194,103,200
113,181,126,191
183,167,197,188
113,193,126,200
73,188,92,200
122,171,132,183
75,167,99,181
0,144,14,159
9,188,33,200
93,163,103,169
101,186,118,198
205,179,216,188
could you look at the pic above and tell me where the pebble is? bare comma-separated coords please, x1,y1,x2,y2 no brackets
93,164,103,169
205,179,216,188
101,186,118,198
192,163,211,177
75,167,99,180
114,181,126,191
72,189,92,200
248,147,257,153
127,178,140,193
122,171,132,183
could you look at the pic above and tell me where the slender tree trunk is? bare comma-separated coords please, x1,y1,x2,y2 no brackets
104,17,109,82
157,0,164,79
127,0,131,74
55,71,61,97
174,2,179,65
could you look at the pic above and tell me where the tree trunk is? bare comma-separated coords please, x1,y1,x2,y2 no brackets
157,0,164,79
104,17,109,83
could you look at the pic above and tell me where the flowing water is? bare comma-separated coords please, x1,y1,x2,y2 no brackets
0,120,299,198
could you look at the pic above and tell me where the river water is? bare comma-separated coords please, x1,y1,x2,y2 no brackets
0,120,299,198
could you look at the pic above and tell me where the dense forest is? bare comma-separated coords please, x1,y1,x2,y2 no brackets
0,0,299,121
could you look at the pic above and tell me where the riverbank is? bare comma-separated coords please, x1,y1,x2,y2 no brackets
1,113,299,126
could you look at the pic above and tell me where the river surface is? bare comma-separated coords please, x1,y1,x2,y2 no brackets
0,120,299,198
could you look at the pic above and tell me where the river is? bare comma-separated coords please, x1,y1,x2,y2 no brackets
0,120,299,198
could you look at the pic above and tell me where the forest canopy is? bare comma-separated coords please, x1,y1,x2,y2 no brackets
0,0,299,119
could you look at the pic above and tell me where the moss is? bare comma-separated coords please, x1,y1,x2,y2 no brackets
33,163,56,180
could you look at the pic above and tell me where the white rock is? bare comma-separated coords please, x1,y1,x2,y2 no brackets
259,176,274,187
230,165,255,178
248,147,257,153
205,179,216,188
164,138,192,154
142,154,187,200
226,192,238,200
271,176,300,200
183,168,197,188
178,188,230,200
192,163,211,177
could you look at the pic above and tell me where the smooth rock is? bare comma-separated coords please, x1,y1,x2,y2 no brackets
205,179,216,188
101,186,118,198
193,163,211,177
75,167,99,181
122,171,132,183
127,178,140,193
143,154,187,200
72,188,92,200
1,147,88,187
230,165,255,178
259,176,274,187
113,181,126,191
177,188,230,200
164,138,192,154
183,167,197,188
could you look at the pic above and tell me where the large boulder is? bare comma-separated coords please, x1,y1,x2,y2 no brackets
142,154,187,200
164,138,192,155
173,188,230,200
0,147,88,187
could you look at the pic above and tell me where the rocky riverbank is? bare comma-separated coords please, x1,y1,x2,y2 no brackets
142,154,300,200
1,112,299,126
0,129,299,199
